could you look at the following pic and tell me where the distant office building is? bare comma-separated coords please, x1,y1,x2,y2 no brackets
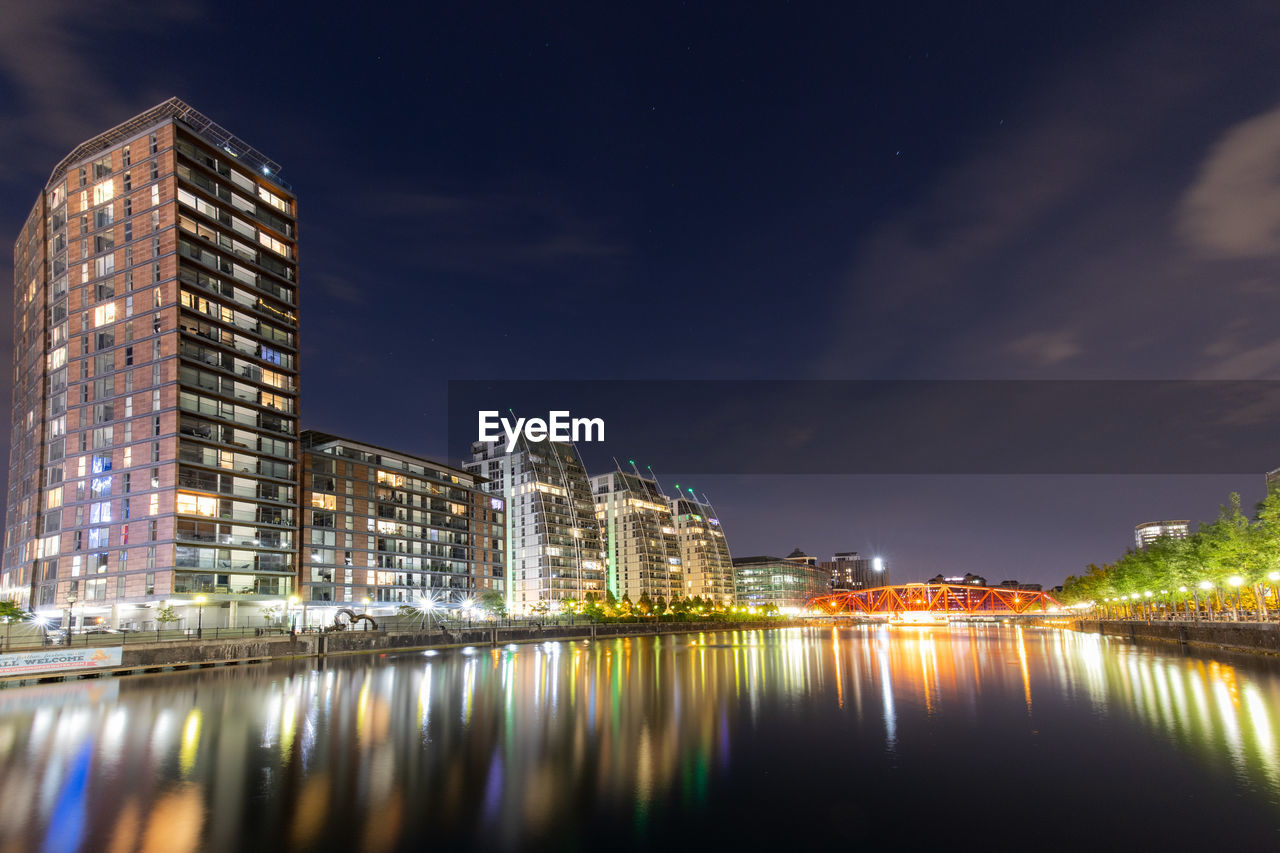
785,547,817,567
1134,520,1189,550
668,492,734,605
1267,468,1280,491
4,98,300,631
465,437,604,612
997,580,1042,592
926,573,986,586
592,469,682,603
822,551,888,590
300,432,504,622
733,554,829,611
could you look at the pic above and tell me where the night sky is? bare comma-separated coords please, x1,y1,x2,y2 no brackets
3,1,1280,586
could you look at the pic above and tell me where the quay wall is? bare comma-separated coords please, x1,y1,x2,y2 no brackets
2,620,798,686
1071,619,1280,655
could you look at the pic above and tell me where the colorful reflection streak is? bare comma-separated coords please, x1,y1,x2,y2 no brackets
0,627,1275,851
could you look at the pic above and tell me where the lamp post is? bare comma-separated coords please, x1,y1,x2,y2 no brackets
195,594,206,639
1270,572,1280,621
64,594,77,645
287,595,299,635
1179,586,1190,621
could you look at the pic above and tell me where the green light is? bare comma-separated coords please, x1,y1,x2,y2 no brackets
628,459,635,466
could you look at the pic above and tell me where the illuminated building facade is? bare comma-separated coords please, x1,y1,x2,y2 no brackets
465,437,604,612
4,98,299,630
591,469,683,603
1134,520,1189,550
667,491,734,604
821,551,887,591
733,553,830,610
301,432,504,621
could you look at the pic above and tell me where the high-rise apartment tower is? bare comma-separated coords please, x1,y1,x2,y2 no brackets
4,98,300,630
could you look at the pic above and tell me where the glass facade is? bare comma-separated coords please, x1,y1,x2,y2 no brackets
668,494,734,604
733,555,830,610
592,470,682,602
301,432,505,616
466,437,604,612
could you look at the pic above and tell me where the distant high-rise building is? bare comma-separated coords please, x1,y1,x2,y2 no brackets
4,98,300,631
667,491,734,604
1267,467,1280,491
465,437,604,612
820,551,888,591
592,468,682,603
1134,520,1189,550
300,432,505,623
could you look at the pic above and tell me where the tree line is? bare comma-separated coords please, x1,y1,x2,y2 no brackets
1060,488,1280,619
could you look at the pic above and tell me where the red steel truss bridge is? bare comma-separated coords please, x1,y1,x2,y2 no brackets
809,583,1062,615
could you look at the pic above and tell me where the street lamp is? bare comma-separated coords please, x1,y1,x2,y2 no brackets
195,594,206,639
1226,576,1245,621
64,594,77,645
287,595,299,634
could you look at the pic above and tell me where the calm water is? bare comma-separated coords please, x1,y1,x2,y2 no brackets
1,625,1278,851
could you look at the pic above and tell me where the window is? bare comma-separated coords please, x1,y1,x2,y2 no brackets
92,179,115,206
176,491,217,517
148,494,159,516
89,501,113,524
258,232,289,257
257,186,290,214
93,303,116,327
311,493,336,510
94,255,115,278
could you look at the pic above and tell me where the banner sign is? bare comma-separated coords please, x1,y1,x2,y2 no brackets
0,646,123,677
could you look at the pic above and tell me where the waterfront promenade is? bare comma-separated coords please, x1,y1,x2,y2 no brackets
0,619,796,687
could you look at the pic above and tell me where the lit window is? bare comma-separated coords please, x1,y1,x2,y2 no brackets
92,179,115,206
257,186,290,214
377,470,404,488
176,491,217,517
149,494,159,515
46,487,63,510
311,493,336,510
93,303,117,327
258,232,290,257
48,346,66,370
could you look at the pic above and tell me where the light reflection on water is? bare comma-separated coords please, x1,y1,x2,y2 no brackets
0,626,1277,851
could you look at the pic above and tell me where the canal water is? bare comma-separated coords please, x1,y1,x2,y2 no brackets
0,625,1277,851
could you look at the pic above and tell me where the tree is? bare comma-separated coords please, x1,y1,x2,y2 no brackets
155,604,180,640
637,592,653,616
603,589,619,618
654,595,667,617
0,599,31,650
618,593,634,617
478,589,507,619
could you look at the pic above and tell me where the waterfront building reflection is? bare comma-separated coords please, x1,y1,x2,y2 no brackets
0,625,1276,850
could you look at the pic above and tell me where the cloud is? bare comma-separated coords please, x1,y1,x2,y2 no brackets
1007,330,1080,367
1178,102,1280,258
0,2,202,188
359,188,626,275
821,1,1280,381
